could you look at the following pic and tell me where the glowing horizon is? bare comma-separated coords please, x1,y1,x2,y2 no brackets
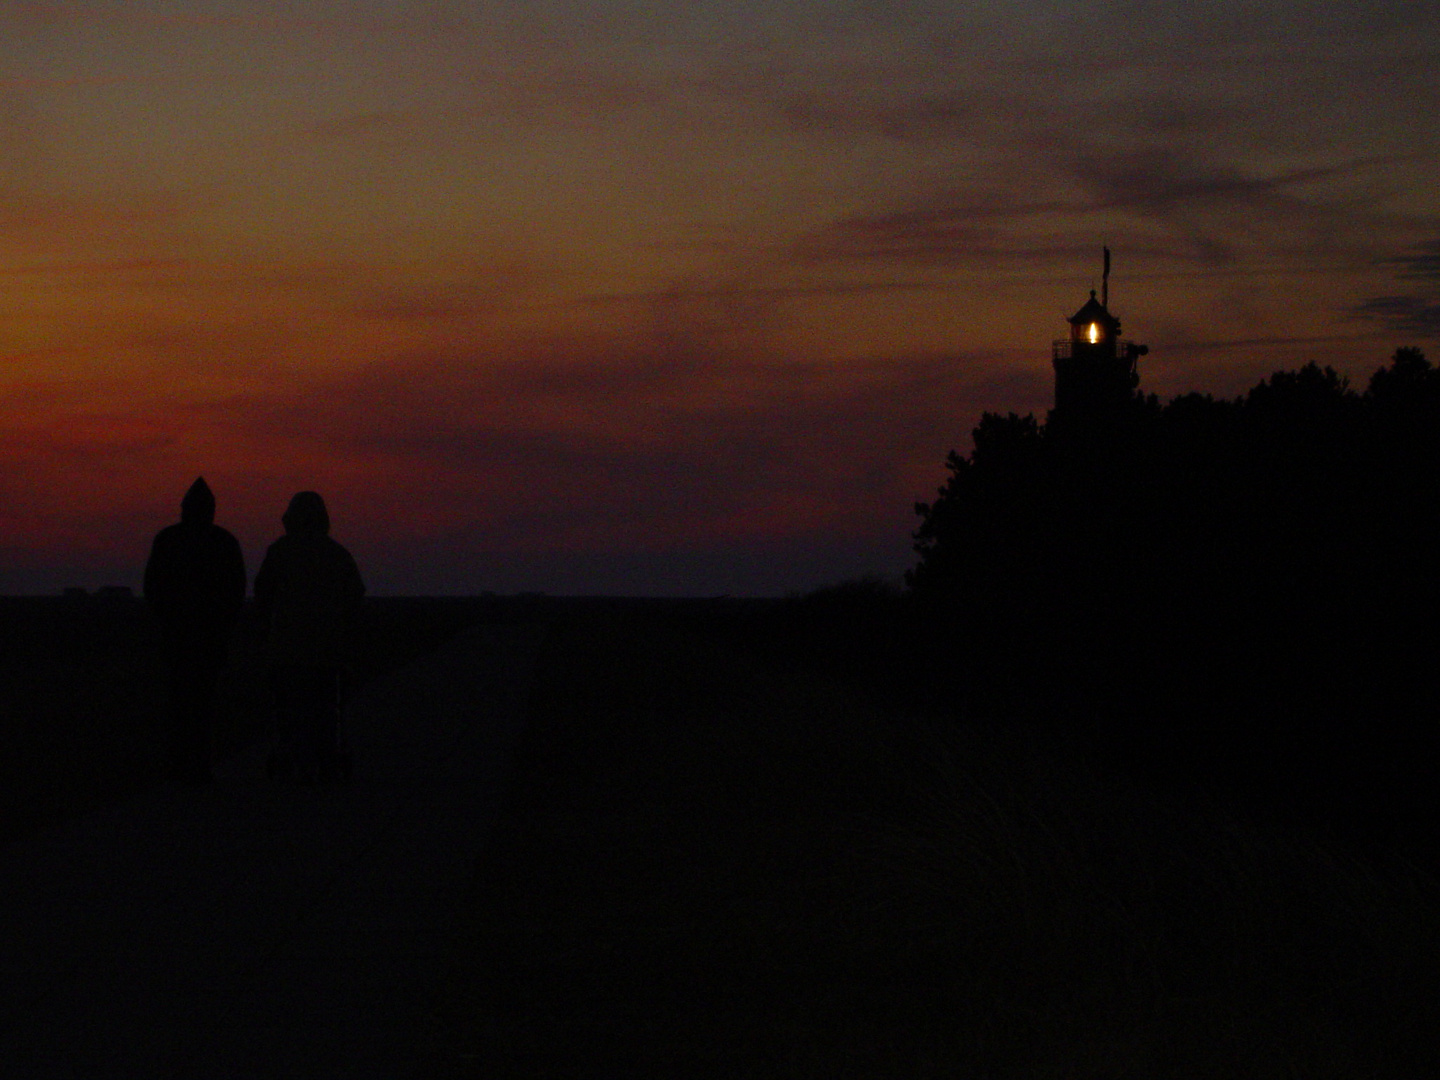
2,2,1437,594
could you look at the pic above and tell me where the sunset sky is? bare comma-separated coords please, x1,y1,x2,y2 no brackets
2,2,1437,594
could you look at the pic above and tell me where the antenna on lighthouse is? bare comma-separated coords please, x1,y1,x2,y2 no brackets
1101,246,1110,309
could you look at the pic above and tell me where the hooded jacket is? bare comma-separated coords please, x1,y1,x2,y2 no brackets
252,492,365,666
143,477,247,653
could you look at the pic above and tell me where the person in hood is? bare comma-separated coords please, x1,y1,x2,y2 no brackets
253,491,365,777
143,477,247,784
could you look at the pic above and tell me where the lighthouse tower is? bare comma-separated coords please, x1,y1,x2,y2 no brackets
1051,249,1147,418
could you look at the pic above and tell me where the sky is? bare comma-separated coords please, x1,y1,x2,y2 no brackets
1,1,1437,595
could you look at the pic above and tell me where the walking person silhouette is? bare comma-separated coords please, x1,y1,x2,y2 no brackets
253,491,365,781
143,477,247,785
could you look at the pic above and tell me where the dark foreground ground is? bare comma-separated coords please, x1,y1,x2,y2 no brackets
428,598,1440,1078
4,594,1440,1076
1,595,545,1078
0,595,500,844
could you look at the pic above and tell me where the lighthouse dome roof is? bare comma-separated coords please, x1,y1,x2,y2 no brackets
1067,290,1120,329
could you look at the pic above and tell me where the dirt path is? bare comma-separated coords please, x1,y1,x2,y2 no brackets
0,620,544,1079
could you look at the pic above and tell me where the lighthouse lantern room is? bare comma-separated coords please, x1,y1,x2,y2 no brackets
1051,249,1147,417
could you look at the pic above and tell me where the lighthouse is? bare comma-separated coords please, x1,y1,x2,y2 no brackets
1051,249,1147,418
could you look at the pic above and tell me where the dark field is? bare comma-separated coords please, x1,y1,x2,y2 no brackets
0,594,497,843
5,594,1440,1075
428,595,1440,1077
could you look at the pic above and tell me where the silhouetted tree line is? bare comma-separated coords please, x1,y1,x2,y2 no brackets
910,348,1440,838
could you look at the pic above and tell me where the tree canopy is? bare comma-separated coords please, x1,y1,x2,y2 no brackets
908,348,1440,821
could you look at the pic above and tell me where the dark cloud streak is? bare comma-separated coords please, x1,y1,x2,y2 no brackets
1352,240,1440,337
1351,296,1440,338
796,152,1415,271
1385,239,1440,282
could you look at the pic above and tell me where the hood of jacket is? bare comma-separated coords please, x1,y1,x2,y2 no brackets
180,477,216,526
282,490,330,537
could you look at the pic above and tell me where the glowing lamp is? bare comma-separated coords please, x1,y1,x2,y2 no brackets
1064,288,1118,351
